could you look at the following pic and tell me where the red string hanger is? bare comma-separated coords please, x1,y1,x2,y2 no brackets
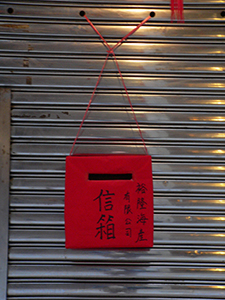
171,0,184,23
70,11,155,156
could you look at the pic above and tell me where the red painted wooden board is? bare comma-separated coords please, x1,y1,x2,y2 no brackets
65,155,154,249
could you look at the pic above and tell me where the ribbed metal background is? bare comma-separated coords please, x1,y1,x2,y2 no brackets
1,0,225,299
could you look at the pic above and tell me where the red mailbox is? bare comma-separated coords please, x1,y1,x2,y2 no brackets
65,154,153,249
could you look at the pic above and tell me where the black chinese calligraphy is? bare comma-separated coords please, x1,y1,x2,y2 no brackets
135,229,147,243
137,213,148,225
135,183,149,243
123,191,133,238
93,189,115,212
95,214,115,240
136,183,148,194
125,228,132,237
94,189,116,240
125,218,132,225
137,197,147,209
124,191,130,202
124,204,133,215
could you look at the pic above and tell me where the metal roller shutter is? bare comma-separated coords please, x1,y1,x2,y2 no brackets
0,0,225,299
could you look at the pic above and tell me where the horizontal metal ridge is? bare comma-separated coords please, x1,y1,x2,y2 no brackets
1,35,225,44
2,0,225,5
4,68,225,78
7,264,225,281
9,195,225,213
10,87,225,95
9,212,225,230
8,247,225,263
9,160,225,178
2,47,225,59
9,144,225,158
8,229,225,247
9,178,225,197
2,57,225,71
4,62,225,73
1,24,225,39
10,126,225,144
1,5,225,21
10,110,225,127
11,92,225,108
2,75,225,89
6,282,225,299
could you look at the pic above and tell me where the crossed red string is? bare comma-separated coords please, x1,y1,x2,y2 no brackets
70,13,152,155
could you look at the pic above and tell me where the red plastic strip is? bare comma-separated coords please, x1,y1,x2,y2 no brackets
171,0,184,23
171,0,175,22
178,0,184,22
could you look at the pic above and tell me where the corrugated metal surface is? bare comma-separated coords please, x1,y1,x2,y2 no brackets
1,0,225,299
